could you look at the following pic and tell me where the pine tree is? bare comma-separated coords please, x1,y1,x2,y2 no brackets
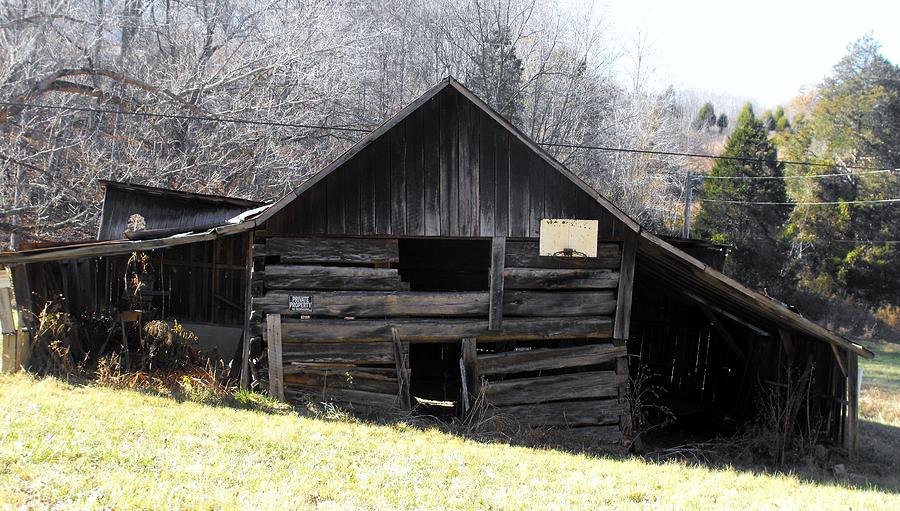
695,103,791,292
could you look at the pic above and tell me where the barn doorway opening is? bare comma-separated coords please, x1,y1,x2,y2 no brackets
398,238,492,415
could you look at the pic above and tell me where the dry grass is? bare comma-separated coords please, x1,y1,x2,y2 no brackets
0,373,898,510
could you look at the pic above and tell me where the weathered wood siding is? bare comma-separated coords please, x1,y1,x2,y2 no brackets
263,86,628,240
251,236,623,430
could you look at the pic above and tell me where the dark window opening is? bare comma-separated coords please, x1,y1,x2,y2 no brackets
397,238,491,291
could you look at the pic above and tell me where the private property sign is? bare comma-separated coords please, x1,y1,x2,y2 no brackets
289,295,312,313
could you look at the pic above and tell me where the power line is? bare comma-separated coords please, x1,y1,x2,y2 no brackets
697,169,896,180
3,99,899,172
0,100,371,133
700,198,900,205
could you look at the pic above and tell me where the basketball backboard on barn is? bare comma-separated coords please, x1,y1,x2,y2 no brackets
538,219,599,257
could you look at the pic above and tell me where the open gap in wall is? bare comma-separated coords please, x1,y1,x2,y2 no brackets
398,238,492,415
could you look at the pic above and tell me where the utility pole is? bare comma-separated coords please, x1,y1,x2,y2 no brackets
682,171,694,239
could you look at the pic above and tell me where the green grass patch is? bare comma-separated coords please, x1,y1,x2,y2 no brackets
1,373,897,510
862,341,900,391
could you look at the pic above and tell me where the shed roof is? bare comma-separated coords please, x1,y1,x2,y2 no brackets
97,180,263,241
0,78,872,358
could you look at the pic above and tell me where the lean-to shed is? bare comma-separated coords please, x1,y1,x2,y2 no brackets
0,77,872,450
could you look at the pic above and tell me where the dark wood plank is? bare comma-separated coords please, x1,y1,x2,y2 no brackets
405,108,425,235
266,237,399,264
282,341,394,364
613,232,637,340
239,233,255,389
504,290,617,316
423,96,441,235
845,350,859,457
325,172,345,234
374,138,392,234
307,181,328,234
344,156,361,235
360,153,376,234
266,313,285,399
504,268,620,290
485,371,625,406
461,337,480,412
505,241,621,269
439,87,458,235
490,398,623,427
478,343,624,376
458,98,479,236
279,317,613,343
478,111,496,236
255,290,490,317
489,236,506,330
494,130,509,236
254,289,615,317
265,265,403,290
392,328,411,410
284,371,398,395
390,122,407,234
508,139,529,237
528,152,544,237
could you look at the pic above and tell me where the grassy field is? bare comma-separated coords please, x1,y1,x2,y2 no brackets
0,366,898,510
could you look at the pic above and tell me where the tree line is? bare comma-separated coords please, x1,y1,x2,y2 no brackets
696,36,899,315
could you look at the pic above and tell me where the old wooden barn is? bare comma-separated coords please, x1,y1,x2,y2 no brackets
0,77,872,450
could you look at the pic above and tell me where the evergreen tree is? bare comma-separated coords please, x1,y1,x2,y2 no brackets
781,36,900,305
693,102,716,130
716,113,728,133
468,25,525,124
695,103,791,292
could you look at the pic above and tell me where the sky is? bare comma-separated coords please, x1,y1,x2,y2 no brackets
596,0,900,107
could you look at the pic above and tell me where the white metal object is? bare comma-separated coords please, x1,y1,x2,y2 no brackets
539,219,599,257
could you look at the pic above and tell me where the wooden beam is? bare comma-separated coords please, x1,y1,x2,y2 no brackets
461,337,480,411
844,350,859,458
265,265,404,291
391,328,411,410
830,344,847,377
489,398,623,427
681,290,771,337
701,306,748,364
488,236,506,330
239,233,255,389
477,343,624,376
503,268,619,290
265,237,399,264
278,317,613,344
266,313,284,400
504,241,621,269
253,289,616,317
282,341,394,364
484,371,624,407
613,231,637,340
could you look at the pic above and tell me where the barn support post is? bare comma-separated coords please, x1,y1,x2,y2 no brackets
239,233,255,389
460,337,480,414
844,349,859,458
391,328,411,410
488,236,506,330
2,264,33,372
613,231,637,437
266,313,284,400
